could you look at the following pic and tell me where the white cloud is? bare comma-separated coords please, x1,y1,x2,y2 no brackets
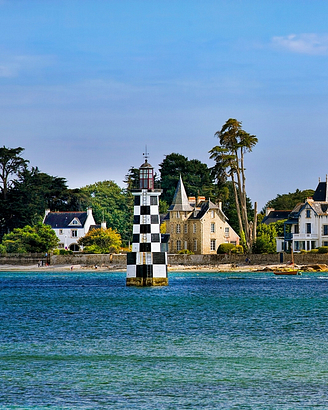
271,33,328,55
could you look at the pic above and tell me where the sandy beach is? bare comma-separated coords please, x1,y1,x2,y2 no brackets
1,262,326,272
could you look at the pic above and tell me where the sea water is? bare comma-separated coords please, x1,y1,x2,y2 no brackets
1,271,328,409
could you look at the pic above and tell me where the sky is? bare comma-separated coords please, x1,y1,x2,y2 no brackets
1,0,328,210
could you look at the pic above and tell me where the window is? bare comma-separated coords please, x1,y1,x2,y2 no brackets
294,224,299,234
72,219,78,225
225,227,229,237
323,241,328,246
151,215,159,224
193,239,197,251
184,224,188,233
150,196,158,205
306,209,311,218
184,241,188,250
210,223,215,233
134,196,140,205
176,224,181,234
193,223,196,233
211,210,215,218
306,223,311,234
177,240,182,251
59,229,63,235
71,230,78,237
177,211,180,218
210,239,216,251
324,225,328,236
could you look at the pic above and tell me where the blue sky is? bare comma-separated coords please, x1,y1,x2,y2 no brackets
1,0,328,209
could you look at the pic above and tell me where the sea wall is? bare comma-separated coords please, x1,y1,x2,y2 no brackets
2,252,328,267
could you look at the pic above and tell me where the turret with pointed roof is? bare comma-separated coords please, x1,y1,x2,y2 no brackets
168,175,193,212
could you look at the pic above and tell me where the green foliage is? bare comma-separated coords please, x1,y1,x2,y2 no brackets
0,244,6,254
252,223,277,254
159,153,216,205
0,146,29,200
80,181,133,246
210,119,257,252
159,200,169,214
178,249,194,255
318,246,328,254
2,223,59,253
78,228,121,254
310,249,318,253
234,245,244,254
217,243,243,254
272,219,287,237
263,189,315,212
217,243,235,254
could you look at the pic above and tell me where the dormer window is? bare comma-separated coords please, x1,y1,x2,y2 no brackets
69,217,82,226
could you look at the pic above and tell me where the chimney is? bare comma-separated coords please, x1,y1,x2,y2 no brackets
218,201,222,211
266,207,274,216
197,196,206,204
101,221,107,230
188,196,196,206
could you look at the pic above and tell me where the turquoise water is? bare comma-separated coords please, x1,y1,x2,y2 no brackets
1,271,328,409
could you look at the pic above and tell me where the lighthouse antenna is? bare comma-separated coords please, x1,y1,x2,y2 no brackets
143,145,149,162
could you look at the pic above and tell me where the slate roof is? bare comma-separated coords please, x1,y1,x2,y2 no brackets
188,200,221,220
44,212,88,229
313,181,328,202
168,175,193,212
262,210,291,225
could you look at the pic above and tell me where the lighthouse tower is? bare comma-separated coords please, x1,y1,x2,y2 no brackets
126,155,168,286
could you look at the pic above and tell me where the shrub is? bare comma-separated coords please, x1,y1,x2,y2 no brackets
178,249,194,255
217,243,235,254
59,249,73,255
0,244,6,254
318,246,328,254
233,245,244,254
310,249,318,253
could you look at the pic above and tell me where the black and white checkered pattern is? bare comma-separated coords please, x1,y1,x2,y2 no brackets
127,189,167,281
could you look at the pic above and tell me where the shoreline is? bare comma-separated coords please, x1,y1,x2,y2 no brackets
1,262,327,273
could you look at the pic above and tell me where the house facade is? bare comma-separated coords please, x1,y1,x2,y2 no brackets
284,177,328,252
43,208,97,251
165,176,239,254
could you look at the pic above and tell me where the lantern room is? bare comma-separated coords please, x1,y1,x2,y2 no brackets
139,160,154,190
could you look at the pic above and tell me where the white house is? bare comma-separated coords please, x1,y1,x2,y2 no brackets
43,208,98,251
284,176,328,252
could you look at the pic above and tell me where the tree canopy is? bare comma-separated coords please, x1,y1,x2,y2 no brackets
80,181,133,245
78,227,121,254
159,153,216,205
252,223,277,254
0,146,29,200
2,223,59,253
209,119,257,252
263,189,315,212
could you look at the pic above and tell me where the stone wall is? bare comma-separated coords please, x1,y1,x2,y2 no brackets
0,253,48,265
2,252,328,268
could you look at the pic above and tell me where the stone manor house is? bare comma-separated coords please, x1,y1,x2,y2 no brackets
164,176,239,254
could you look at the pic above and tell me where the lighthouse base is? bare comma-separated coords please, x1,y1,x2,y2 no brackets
126,277,168,287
